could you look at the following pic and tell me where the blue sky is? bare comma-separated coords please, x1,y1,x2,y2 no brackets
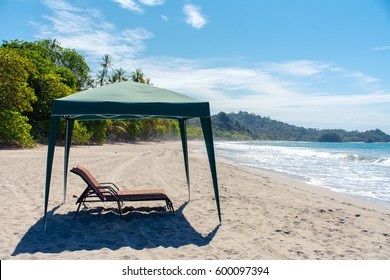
1,0,390,133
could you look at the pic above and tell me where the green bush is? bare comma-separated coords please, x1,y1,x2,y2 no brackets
187,126,204,139
72,121,92,144
81,120,107,144
0,110,35,147
318,132,342,142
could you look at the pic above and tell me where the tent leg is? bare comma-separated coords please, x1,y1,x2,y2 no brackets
200,117,222,223
179,119,191,201
64,118,74,204
44,116,60,231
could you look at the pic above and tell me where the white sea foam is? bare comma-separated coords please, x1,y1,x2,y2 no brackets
215,141,390,206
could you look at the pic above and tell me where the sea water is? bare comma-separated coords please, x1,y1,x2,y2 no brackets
214,141,390,207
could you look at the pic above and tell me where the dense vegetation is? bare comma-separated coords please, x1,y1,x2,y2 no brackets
0,39,88,147
213,111,390,142
0,39,180,147
1,39,389,147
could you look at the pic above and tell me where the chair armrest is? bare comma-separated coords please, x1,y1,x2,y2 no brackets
97,185,119,196
99,182,119,191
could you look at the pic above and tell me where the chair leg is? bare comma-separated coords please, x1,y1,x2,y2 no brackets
74,201,82,220
117,200,123,218
165,200,175,215
74,186,91,220
171,202,175,215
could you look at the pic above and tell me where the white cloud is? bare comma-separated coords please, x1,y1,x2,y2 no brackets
121,28,153,44
266,60,333,77
111,0,144,13
111,0,165,13
41,0,80,12
343,71,379,84
35,0,153,65
183,4,207,29
139,0,165,6
161,15,169,22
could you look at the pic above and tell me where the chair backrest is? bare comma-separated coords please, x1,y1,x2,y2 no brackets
70,165,104,200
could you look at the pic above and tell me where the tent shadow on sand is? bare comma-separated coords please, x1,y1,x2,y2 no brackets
12,202,220,256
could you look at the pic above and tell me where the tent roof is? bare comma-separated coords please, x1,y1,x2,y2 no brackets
52,81,211,120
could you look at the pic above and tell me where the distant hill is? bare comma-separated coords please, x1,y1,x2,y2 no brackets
191,111,390,142
188,112,255,140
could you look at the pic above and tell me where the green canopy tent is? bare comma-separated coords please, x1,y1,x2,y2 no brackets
43,81,221,229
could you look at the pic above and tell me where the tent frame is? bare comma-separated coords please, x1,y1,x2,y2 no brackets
43,84,221,230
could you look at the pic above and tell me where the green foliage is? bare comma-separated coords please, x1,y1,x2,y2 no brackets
26,72,74,139
59,48,91,89
105,119,181,142
156,120,180,139
99,54,112,86
110,68,129,83
1,39,90,142
0,110,35,147
55,120,92,145
81,121,108,144
0,47,37,147
31,39,89,90
137,119,159,140
107,120,141,141
131,68,151,84
363,129,390,143
188,111,390,142
186,126,203,139
1,40,165,146
187,112,254,140
318,132,342,142
227,111,317,141
72,121,92,144
168,120,180,137
211,112,255,140
224,111,390,142
3,39,90,91
31,73,73,111
0,47,36,112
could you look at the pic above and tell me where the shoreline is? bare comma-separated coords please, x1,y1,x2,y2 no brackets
211,140,390,209
238,163,390,214
0,141,389,260
221,158,390,211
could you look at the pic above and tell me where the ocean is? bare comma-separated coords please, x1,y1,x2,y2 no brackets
214,141,390,207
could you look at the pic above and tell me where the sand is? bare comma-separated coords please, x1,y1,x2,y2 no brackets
0,141,389,260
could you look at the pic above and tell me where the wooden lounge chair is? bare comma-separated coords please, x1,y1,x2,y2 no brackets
70,165,175,219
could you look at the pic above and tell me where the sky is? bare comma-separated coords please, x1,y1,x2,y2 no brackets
1,0,390,133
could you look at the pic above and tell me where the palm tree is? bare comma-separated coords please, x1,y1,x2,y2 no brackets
131,67,151,84
49,39,61,64
85,75,98,89
111,67,128,83
39,39,62,65
96,70,105,87
99,54,112,86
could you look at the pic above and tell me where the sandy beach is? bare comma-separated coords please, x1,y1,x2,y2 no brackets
0,141,389,260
